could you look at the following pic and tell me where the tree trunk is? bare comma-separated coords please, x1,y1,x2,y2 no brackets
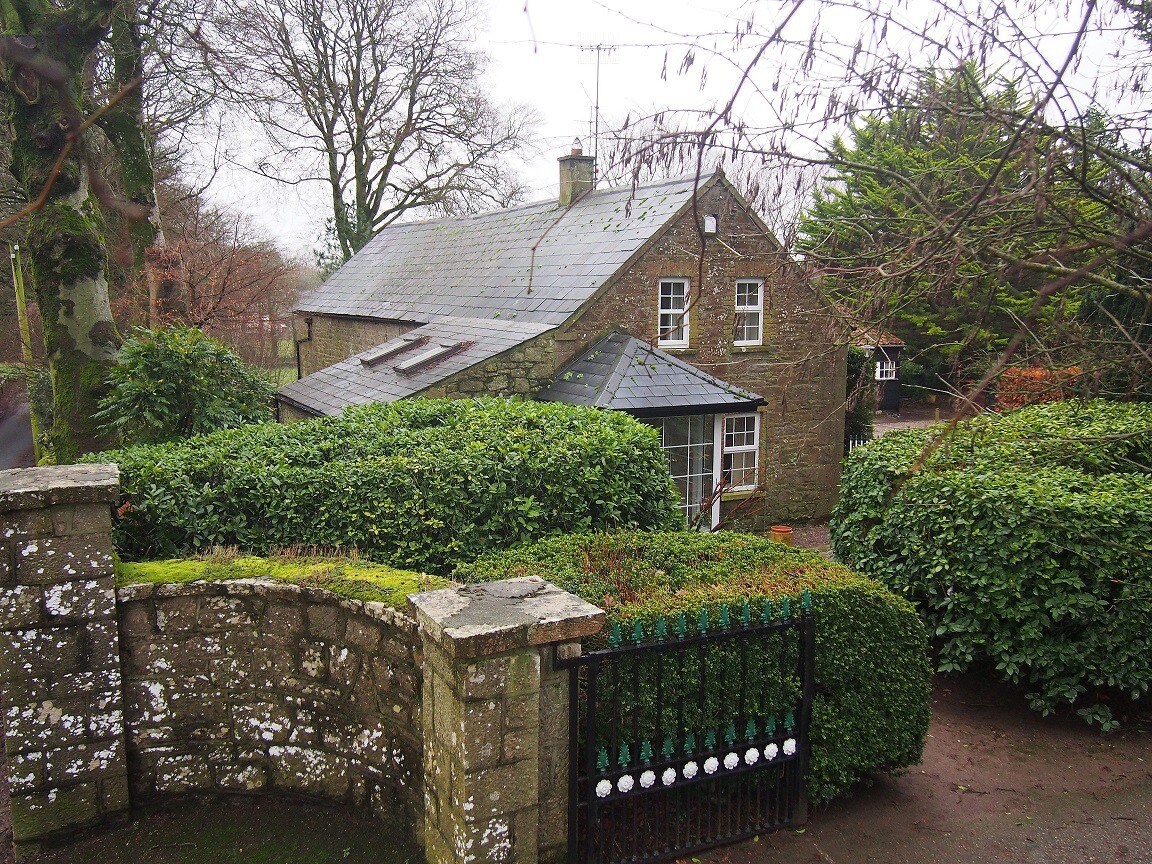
100,2,186,326
2,3,120,461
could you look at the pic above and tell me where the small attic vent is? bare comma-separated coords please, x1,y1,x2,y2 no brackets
395,341,464,374
360,335,424,367
703,214,718,235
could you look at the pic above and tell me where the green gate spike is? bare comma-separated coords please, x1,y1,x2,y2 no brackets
724,722,736,745
632,620,645,645
718,604,731,629
662,736,676,759
640,740,654,763
618,742,631,767
767,715,776,736
683,732,696,754
785,710,795,732
760,599,773,623
608,621,623,647
745,718,757,740
654,616,669,641
704,729,717,750
740,601,752,627
697,608,710,635
597,747,609,772
780,596,791,620
674,612,688,639
801,588,813,612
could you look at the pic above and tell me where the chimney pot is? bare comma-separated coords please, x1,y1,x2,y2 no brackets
558,142,596,207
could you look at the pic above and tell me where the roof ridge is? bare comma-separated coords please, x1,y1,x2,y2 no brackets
361,172,708,233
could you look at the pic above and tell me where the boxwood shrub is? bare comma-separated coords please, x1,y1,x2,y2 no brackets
454,530,932,803
96,398,683,573
832,400,1152,728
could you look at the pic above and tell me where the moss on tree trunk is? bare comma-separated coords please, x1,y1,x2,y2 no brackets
2,1,120,461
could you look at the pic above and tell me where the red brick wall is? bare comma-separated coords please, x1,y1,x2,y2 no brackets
556,180,846,522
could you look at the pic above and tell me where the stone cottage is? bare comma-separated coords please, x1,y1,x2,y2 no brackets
277,147,846,525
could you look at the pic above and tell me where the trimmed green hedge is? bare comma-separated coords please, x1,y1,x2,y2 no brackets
455,531,932,803
116,553,448,609
96,398,682,573
832,400,1152,728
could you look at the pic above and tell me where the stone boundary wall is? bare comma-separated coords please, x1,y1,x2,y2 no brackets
116,580,423,836
0,465,129,856
2,465,608,863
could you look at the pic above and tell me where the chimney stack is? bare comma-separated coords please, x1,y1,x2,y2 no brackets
558,139,595,207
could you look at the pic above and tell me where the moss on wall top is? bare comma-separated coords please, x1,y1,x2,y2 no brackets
115,553,449,610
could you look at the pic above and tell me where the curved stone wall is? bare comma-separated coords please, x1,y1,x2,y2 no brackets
115,579,422,834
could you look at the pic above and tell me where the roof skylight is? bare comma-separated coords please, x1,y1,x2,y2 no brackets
395,341,464,374
360,335,424,367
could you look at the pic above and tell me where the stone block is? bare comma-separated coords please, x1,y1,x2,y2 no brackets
409,578,604,660
0,628,85,681
42,580,115,622
0,465,118,512
0,584,42,629
49,504,111,538
153,754,212,793
345,616,382,653
1,510,52,543
154,596,200,634
13,536,113,586
268,745,351,799
10,782,101,845
216,763,267,792
263,602,304,641
305,602,345,642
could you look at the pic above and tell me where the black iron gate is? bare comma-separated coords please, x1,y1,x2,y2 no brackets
555,592,815,864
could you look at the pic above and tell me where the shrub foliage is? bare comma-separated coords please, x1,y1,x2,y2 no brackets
832,400,1152,728
96,326,275,446
100,399,683,573
455,530,932,803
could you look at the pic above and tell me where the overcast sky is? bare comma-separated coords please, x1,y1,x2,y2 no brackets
199,0,750,259
195,0,1135,261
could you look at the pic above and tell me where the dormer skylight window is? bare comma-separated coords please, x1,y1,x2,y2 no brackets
395,341,464,374
360,334,424,367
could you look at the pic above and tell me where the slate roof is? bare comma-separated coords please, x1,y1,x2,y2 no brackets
536,332,764,417
293,173,713,326
277,317,551,417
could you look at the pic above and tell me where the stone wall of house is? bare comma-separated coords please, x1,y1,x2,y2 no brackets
421,335,557,400
555,180,847,522
277,400,317,424
294,314,416,377
116,579,423,838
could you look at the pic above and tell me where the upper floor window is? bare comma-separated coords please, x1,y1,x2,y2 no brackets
658,279,690,348
721,413,760,491
875,358,897,380
734,280,763,346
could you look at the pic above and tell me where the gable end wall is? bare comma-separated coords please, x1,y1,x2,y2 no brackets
556,182,846,522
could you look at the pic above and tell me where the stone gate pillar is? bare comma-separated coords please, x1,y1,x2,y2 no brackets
409,577,604,864
0,465,128,858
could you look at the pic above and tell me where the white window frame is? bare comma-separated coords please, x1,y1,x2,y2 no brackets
733,279,764,347
721,412,760,492
658,278,690,348
875,358,897,380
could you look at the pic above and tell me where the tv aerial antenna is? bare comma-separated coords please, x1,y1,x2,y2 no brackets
578,42,617,182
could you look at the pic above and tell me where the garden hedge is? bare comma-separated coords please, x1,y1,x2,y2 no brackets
96,398,683,573
455,530,932,803
832,400,1152,728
